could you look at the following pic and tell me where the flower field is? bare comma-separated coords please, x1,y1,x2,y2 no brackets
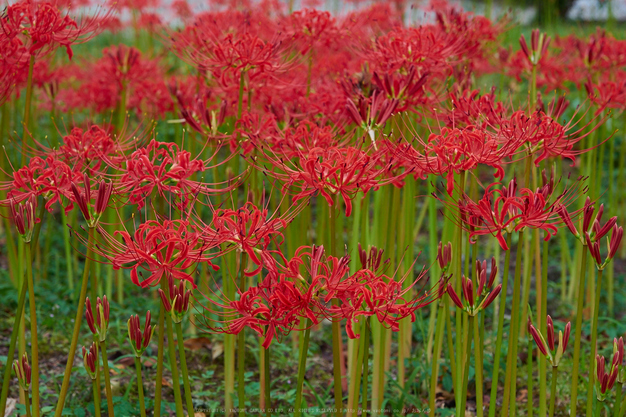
0,0,625,416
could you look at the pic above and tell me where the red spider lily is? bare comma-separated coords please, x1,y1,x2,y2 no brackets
437,241,452,272
85,296,110,342
520,29,551,66
447,88,507,128
439,175,582,250
170,85,227,137
585,224,623,270
1,154,79,214
447,267,501,316
201,201,293,277
173,31,292,89
558,198,617,245
528,315,571,367
112,140,240,209
69,45,173,117
253,144,403,216
127,311,155,357
12,353,31,391
199,246,350,349
0,0,102,61
585,75,626,114
345,90,399,147
158,275,192,324
394,126,518,196
369,65,431,113
92,218,219,289
330,263,445,339
10,195,39,243
82,343,98,380
595,337,624,401
70,174,113,228
279,9,337,56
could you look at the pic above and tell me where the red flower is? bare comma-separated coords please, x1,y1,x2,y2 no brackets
94,218,219,289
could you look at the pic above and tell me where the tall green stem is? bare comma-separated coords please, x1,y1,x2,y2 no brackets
502,230,525,417
549,366,558,417
361,317,370,414
488,235,512,417
329,197,343,417
0,279,27,416
454,172,466,411
473,313,484,417
60,209,75,297
54,228,95,417
21,55,35,166
24,243,39,417
264,344,271,417
153,301,165,417
175,322,195,416
237,252,248,415
459,315,473,417
570,249,588,417
99,340,115,417
429,300,446,417
294,322,312,417
134,357,146,417
164,284,184,417
93,375,102,417
587,268,604,416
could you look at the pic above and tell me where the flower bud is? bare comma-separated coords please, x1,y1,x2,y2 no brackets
12,353,31,391
128,311,155,357
82,343,99,380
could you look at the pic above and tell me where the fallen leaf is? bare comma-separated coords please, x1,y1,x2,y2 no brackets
212,341,224,359
183,337,212,351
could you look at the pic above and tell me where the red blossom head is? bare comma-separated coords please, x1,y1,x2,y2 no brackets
85,295,110,342
127,311,155,357
528,315,571,367
81,342,98,380
13,353,31,391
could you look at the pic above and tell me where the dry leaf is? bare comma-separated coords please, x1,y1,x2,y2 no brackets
183,337,212,351
212,341,224,359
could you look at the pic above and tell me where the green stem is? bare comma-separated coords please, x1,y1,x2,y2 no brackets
329,198,343,417
100,340,115,417
570,247,587,416
237,252,247,416
264,344,271,417
426,178,439,362
361,317,370,414
24,243,39,417
164,288,184,417
549,367,558,417
539,237,549,417
570,248,588,417
175,322,195,416
54,228,95,417
0,279,27,416
93,376,102,417
134,357,146,417
459,315,473,417
527,339,534,417
294,322,312,417
488,235,512,417
350,319,367,417
473,313,484,417
153,301,165,417
60,209,74,297
587,268,604,416
454,172,466,412
23,389,31,417
596,400,603,417
429,300,446,417
614,383,623,417
20,55,35,167
502,230,525,417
